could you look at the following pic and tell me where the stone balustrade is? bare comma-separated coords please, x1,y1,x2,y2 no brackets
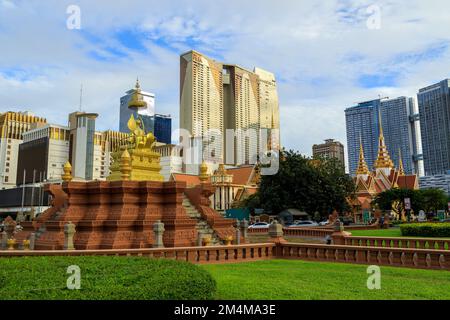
344,236,450,250
1,241,449,270
278,242,450,270
248,227,334,238
0,243,275,264
284,228,333,238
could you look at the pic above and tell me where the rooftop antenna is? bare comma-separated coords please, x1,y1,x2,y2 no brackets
79,84,83,112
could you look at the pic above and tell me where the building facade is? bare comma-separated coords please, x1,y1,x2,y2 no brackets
345,97,422,176
180,50,280,168
0,111,46,189
153,114,172,144
417,79,450,176
17,123,70,184
312,139,345,164
419,173,450,196
68,111,99,181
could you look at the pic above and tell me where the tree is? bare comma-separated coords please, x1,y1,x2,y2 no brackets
420,188,448,213
373,188,423,216
244,149,355,217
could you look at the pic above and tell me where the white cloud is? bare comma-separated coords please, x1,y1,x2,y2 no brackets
1,0,450,172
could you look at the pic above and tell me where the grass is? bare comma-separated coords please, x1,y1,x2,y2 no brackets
0,256,216,300
350,228,450,238
202,259,450,300
349,228,403,237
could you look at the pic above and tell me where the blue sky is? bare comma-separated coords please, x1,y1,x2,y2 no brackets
1,0,450,168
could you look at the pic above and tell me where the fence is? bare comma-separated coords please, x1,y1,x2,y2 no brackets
344,236,450,250
0,243,275,265
278,242,450,270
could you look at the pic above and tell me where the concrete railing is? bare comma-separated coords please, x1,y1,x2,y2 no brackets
284,228,333,238
278,242,450,270
0,243,275,264
1,241,450,270
344,236,450,251
248,227,333,238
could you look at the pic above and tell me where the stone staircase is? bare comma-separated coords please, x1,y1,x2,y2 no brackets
182,195,221,246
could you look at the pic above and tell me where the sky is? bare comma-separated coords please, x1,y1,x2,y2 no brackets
1,0,450,169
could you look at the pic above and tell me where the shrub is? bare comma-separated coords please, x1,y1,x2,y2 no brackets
400,223,450,238
0,256,216,300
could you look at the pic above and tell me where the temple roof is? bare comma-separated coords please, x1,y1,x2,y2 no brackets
171,173,209,186
226,166,255,186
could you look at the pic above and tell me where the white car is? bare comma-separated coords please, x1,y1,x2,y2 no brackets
248,222,270,229
319,220,329,226
288,220,319,228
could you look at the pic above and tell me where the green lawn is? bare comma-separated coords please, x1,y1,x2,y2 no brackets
349,228,450,238
0,256,216,300
349,228,403,237
202,259,450,300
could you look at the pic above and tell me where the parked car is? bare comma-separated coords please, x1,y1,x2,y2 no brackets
288,220,319,228
319,220,329,226
248,222,270,229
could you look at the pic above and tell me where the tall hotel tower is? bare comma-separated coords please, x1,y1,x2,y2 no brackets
417,79,450,176
180,50,280,168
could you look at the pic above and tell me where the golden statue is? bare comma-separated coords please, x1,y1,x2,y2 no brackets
107,114,163,182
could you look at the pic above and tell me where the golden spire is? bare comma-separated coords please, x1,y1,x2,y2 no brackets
127,78,147,109
398,148,405,176
62,161,73,182
374,109,394,169
199,161,209,182
135,77,140,90
120,149,132,181
356,136,370,175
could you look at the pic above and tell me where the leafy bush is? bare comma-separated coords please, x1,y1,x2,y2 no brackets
0,256,216,300
400,223,450,238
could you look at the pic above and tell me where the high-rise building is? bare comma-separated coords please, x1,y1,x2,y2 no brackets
312,139,345,165
345,97,422,176
417,79,450,175
17,123,70,184
0,111,46,189
119,80,171,144
154,114,172,145
180,51,224,166
68,111,98,181
419,173,450,196
180,50,280,168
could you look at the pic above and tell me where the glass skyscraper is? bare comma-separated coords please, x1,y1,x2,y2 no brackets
345,97,423,176
417,79,450,176
119,82,172,144
154,114,172,145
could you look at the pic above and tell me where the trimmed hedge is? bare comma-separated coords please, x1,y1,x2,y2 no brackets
400,223,450,238
0,256,216,300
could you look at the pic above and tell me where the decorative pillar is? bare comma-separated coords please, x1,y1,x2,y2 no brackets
29,233,36,250
64,221,76,250
1,231,7,250
197,231,203,247
7,238,16,250
241,219,249,243
22,239,30,250
120,150,132,181
331,219,351,245
202,235,211,246
234,227,241,245
61,161,73,182
268,221,286,243
153,220,165,248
